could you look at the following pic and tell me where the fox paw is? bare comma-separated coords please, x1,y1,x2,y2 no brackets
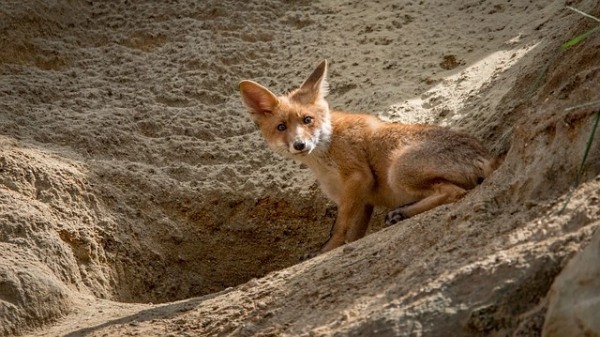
385,209,407,226
300,251,318,261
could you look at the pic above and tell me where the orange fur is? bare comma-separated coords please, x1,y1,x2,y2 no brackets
240,60,496,258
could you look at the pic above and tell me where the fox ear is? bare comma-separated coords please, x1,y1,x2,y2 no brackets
293,60,329,105
239,81,279,119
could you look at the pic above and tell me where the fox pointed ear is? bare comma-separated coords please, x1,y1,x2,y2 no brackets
239,80,279,119
292,60,329,105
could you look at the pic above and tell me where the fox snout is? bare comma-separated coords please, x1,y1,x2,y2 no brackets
289,134,316,154
293,140,307,152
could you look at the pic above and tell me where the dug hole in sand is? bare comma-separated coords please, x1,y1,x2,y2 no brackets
1,1,599,336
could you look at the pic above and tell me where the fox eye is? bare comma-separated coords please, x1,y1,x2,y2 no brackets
303,116,314,124
277,123,287,131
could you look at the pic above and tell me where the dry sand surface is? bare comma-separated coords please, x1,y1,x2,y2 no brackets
1,0,600,336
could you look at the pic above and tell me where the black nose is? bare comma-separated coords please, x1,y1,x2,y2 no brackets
293,141,306,151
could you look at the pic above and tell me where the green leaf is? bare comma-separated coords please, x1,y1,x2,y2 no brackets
561,26,600,50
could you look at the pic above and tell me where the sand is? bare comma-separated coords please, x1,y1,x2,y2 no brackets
1,0,600,336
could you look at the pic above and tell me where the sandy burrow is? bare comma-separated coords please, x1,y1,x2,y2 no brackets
1,0,600,336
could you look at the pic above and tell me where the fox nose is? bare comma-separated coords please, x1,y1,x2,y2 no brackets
293,141,306,151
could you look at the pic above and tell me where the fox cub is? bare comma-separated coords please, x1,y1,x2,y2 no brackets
239,60,495,257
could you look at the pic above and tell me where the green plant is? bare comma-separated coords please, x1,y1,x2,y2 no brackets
528,7,600,97
560,108,600,213
554,7,600,212
561,6,600,50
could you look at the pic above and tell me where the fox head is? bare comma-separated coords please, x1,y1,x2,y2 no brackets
239,60,332,158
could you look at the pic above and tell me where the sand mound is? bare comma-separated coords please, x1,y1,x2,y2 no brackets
1,0,599,336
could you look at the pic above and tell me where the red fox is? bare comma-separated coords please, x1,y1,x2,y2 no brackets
239,60,496,257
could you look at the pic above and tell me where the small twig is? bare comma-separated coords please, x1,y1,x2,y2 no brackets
565,99,600,111
566,6,600,23
528,63,550,98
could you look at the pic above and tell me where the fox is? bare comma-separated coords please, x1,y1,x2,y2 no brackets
239,60,496,258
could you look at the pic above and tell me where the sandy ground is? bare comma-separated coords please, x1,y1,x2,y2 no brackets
1,0,600,336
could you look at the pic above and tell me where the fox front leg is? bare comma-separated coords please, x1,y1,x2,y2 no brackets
302,173,374,259
320,202,373,253
301,203,373,261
